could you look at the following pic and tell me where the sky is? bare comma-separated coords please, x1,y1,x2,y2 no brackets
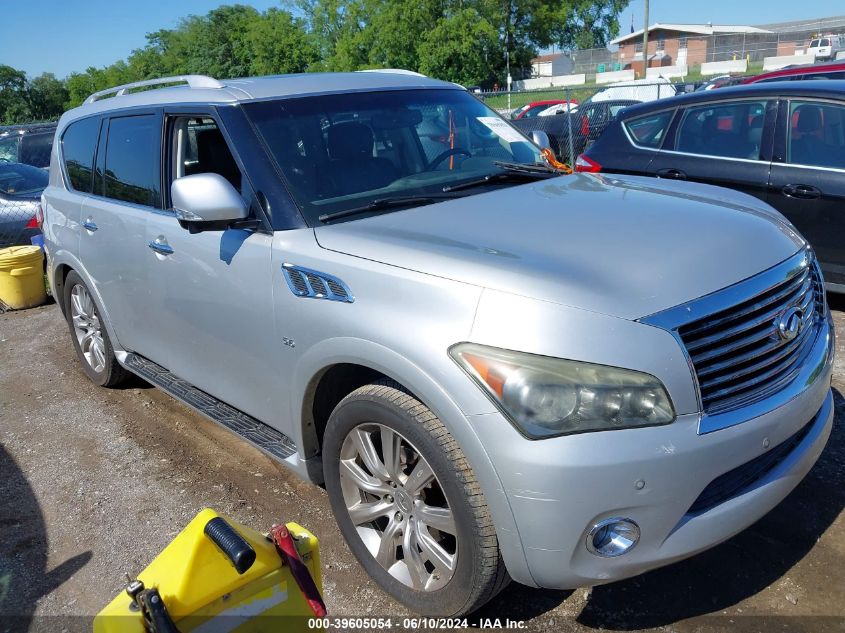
2,0,844,78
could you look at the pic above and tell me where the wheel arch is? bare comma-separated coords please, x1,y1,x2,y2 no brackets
292,337,534,586
49,253,123,353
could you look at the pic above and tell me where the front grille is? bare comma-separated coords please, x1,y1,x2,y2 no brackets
688,415,814,514
678,257,824,414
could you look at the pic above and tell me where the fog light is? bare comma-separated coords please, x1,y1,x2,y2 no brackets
586,518,640,557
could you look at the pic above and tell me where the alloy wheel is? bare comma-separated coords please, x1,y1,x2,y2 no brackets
70,284,106,373
339,423,458,592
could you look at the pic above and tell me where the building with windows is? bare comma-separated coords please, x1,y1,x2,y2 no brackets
610,24,771,69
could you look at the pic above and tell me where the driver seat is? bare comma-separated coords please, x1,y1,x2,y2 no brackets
326,122,399,195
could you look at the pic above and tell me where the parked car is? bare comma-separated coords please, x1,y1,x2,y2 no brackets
513,99,639,159
0,162,46,246
577,80,845,289
0,122,57,169
743,59,845,83
43,72,833,617
590,76,676,103
695,74,746,91
808,35,844,61
510,99,577,119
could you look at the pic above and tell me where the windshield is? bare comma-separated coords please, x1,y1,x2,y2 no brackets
0,162,48,196
244,89,544,224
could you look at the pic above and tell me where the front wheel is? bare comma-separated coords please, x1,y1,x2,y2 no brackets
322,381,509,616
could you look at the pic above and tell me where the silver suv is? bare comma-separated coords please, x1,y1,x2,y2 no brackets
43,73,834,616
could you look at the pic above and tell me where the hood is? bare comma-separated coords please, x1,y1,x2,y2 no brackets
314,173,805,320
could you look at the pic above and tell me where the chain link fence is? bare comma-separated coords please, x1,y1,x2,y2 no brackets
479,80,679,165
0,196,40,248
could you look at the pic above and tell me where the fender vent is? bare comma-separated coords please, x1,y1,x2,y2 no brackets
282,264,354,303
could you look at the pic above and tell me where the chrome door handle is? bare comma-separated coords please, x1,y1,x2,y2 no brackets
82,218,98,232
782,184,821,200
148,238,174,256
656,168,687,180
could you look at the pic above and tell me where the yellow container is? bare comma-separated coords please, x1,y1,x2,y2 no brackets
0,245,46,310
94,509,324,633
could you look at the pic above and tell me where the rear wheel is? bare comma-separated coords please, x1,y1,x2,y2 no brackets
63,271,129,387
323,380,508,616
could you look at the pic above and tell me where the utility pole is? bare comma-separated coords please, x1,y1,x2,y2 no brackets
642,0,649,75
506,50,511,111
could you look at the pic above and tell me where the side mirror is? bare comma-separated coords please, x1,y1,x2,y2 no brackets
531,130,552,152
171,173,248,232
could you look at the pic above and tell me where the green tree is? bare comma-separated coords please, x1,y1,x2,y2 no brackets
27,73,69,121
246,8,319,75
0,65,30,124
365,0,444,71
418,9,499,86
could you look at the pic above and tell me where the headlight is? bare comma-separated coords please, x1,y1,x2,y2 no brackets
450,343,675,438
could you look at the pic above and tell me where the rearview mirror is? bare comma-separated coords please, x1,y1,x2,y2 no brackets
171,173,248,232
531,130,552,152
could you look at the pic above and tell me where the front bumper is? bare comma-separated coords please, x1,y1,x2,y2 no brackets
467,317,834,589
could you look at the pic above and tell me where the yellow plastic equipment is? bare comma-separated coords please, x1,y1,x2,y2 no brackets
0,245,46,310
94,509,323,633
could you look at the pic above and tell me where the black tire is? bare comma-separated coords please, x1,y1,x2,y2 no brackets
322,380,509,616
63,271,130,387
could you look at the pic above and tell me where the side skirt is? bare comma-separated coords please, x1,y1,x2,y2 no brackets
122,353,298,461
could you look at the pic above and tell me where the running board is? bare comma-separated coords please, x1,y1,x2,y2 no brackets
123,353,297,461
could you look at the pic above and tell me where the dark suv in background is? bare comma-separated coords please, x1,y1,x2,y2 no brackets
0,123,54,246
577,81,845,290
0,122,57,169
513,99,639,160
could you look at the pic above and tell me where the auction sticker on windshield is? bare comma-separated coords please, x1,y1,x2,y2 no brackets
476,116,526,144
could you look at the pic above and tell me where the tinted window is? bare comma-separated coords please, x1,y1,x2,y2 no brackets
801,71,845,80
624,111,673,148
62,117,100,192
104,115,161,206
20,132,54,169
787,100,845,169
0,163,48,196
676,101,767,159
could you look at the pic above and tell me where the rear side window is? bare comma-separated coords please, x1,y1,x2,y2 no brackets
62,117,100,192
787,100,845,169
20,133,54,169
103,115,161,207
676,101,767,159
623,111,673,148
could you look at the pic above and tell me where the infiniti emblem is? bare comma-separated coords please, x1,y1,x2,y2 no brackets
776,306,803,341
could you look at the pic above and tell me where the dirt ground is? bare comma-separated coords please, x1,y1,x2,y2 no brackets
1,299,844,632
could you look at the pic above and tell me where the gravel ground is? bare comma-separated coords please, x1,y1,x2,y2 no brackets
0,299,843,632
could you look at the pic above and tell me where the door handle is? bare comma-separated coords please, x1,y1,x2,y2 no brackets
782,184,821,200
82,218,98,232
148,237,174,256
656,168,687,180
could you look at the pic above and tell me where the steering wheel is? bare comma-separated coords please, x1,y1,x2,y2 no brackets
426,148,472,170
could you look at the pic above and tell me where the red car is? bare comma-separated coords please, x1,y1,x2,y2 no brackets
510,99,578,119
742,60,845,84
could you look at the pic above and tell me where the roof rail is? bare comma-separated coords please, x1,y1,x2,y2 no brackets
84,75,224,104
356,69,428,77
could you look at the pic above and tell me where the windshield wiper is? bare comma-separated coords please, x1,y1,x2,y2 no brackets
442,163,561,193
318,194,460,223
493,161,561,174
